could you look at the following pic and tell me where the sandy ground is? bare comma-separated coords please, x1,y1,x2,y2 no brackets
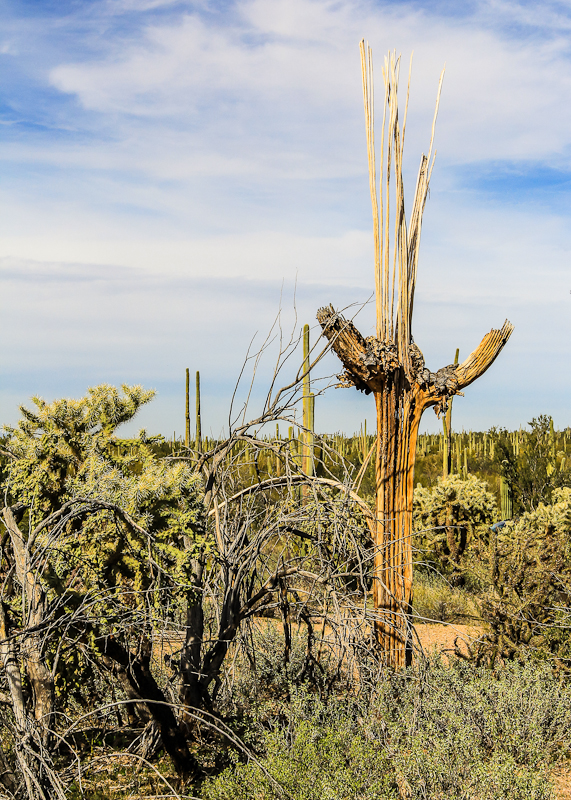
414,622,484,659
554,770,571,800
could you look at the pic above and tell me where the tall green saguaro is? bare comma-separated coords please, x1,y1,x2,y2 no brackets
185,368,191,448
500,476,513,519
442,348,459,477
195,370,202,454
302,324,315,479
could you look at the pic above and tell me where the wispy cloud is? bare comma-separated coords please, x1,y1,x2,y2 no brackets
1,0,570,433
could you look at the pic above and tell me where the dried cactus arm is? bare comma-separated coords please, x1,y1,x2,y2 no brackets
316,305,370,386
455,320,514,390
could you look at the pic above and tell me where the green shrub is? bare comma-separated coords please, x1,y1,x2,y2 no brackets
221,621,344,711
205,657,569,800
495,416,571,514
472,487,571,666
203,691,395,800
383,657,569,799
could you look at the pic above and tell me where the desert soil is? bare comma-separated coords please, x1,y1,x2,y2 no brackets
415,622,483,659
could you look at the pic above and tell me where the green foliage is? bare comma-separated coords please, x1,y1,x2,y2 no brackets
223,622,344,710
4,389,571,796
203,690,395,800
6,384,153,521
495,416,571,513
413,474,497,578
473,487,571,667
204,657,569,800
4,383,206,550
5,384,204,534
1,385,208,707
412,571,478,623
382,657,568,799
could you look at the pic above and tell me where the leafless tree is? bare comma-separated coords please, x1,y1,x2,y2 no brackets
0,317,386,798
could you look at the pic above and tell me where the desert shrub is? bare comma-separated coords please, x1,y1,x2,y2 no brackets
202,691,395,800
470,487,571,667
383,657,570,799
495,416,571,513
412,571,478,623
414,474,497,582
220,619,347,713
204,657,569,800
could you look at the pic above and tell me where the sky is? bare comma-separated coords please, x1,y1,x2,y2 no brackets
1,0,571,438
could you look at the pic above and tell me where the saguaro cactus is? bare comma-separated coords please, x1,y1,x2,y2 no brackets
317,44,513,668
442,348,459,477
195,370,202,454
185,368,191,448
500,475,513,519
302,324,315,479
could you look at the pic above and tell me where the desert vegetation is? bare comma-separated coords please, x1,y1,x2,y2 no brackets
2,41,570,800
1,367,571,798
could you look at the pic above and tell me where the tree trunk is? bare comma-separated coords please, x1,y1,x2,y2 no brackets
2,506,55,746
100,636,200,781
0,601,61,800
180,558,211,714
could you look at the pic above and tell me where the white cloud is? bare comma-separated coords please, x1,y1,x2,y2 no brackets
0,41,18,55
47,0,571,168
2,0,571,432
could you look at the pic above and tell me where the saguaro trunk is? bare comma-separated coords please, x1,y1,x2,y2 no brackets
317,307,513,667
374,374,420,666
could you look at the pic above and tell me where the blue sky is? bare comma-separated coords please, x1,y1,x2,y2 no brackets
2,0,571,437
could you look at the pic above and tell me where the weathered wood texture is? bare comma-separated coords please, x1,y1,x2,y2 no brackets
317,305,513,667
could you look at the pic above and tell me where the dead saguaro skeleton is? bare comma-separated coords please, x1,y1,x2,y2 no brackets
317,43,513,668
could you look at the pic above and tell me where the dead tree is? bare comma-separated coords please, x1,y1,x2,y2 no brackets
317,44,513,668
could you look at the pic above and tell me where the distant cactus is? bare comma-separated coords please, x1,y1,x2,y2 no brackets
500,475,513,519
196,370,202,454
275,423,281,477
185,368,191,448
302,324,314,478
442,348,459,478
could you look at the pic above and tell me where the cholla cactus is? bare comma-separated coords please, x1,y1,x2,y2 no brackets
473,488,571,667
1,384,208,779
414,474,497,580
4,384,206,568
